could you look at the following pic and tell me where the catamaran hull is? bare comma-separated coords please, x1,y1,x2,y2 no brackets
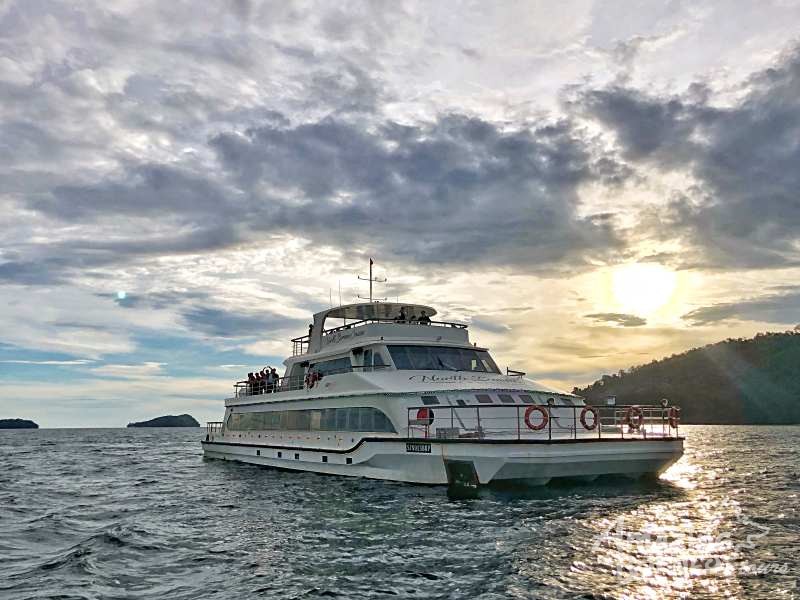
201,438,684,486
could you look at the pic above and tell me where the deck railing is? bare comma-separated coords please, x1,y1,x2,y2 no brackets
406,404,680,441
291,318,468,356
233,365,392,398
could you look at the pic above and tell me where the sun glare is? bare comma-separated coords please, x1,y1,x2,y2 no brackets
612,263,677,316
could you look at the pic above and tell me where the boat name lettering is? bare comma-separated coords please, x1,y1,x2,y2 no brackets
408,374,516,384
325,330,365,345
406,442,431,453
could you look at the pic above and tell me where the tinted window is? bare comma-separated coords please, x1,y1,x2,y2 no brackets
230,408,395,433
388,345,501,373
346,408,360,431
336,408,348,430
358,407,373,431
498,394,514,404
406,346,437,370
421,395,439,405
321,408,336,431
476,394,493,404
312,356,352,376
518,394,534,404
389,346,413,369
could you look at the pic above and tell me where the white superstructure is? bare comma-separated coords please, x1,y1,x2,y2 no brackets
202,302,683,486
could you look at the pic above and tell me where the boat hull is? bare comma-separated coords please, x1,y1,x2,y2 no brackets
201,437,684,486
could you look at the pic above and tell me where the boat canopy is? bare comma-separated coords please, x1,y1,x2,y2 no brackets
309,302,437,353
318,302,437,322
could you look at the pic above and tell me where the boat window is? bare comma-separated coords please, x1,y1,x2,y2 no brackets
321,408,337,430
476,394,493,404
373,352,386,367
498,394,515,404
311,356,352,376
231,408,396,433
358,407,374,431
421,395,439,405
363,349,373,369
344,408,359,431
336,408,348,431
387,345,501,373
309,410,322,430
407,346,437,370
518,394,534,404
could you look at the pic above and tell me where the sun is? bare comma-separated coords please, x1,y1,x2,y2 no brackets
612,263,677,316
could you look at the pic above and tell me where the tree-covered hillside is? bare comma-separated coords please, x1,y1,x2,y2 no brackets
574,331,800,424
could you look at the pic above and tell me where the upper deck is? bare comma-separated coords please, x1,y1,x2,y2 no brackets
291,301,467,356
292,318,469,356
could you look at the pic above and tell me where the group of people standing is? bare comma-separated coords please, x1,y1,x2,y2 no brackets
394,307,431,325
247,366,280,395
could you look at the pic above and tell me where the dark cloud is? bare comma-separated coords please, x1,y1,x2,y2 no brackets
579,44,800,269
469,318,511,334
682,290,800,326
38,164,235,221
211,113,627,271
181,306,303,338
585,313,647,327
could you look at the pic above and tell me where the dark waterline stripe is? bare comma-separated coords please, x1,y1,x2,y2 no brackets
202,435,684,455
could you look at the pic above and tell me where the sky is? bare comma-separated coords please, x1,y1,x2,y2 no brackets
1,1,800,427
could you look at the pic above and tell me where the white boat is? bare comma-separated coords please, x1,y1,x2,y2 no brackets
202,301,684,486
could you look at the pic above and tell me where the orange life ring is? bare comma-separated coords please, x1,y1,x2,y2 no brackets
624,406,644,429
668,406,680,429
580,406,599,431
416,407,434,426
524,405,549,431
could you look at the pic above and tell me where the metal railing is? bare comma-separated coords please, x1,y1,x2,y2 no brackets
233,365,391,397
406,404,680,441
291,318,469,355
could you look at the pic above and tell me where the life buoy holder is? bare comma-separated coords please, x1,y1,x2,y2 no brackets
580,406,599,431
524,405,549,431
416,407,434,426
668,406,680,429
624,406,644,429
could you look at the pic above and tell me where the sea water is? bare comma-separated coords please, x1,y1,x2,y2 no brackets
0,425,797,599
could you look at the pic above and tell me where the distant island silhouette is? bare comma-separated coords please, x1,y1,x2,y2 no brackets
575,331,800,424
0,418,39,429
127,414,200,428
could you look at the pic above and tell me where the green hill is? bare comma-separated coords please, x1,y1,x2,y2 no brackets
127,414,200,428
573,331,800,424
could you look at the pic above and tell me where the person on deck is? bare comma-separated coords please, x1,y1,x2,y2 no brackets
269,367,279,392
394,307,407,323
418,310,431,325
247,372,257,395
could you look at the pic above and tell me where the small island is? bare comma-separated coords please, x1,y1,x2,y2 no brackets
0,418,39,429
127,414,200,428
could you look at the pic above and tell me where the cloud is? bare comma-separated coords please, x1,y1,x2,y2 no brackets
211,113,627,272
682,290,800,326
578,43,800,269
91,362,166,378
181,306,303,338
585,313,647,327
0,359,95,366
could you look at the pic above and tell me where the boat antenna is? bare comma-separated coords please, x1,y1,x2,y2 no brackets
358,258,387,303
